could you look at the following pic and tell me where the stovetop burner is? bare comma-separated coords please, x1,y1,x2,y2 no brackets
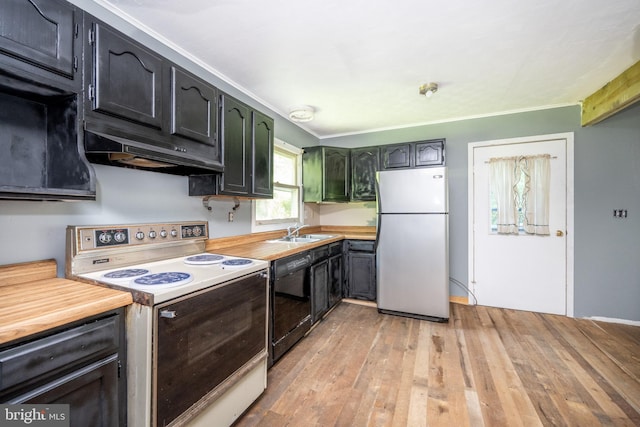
133,272,193,287
103,268,150,282
184,254,225,265
221,258,253,268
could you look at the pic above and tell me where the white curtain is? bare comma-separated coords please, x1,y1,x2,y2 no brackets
522,155,551,235
489,157,519,234
489,154,551,236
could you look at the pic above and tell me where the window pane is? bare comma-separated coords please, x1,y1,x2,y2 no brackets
273,150,296,185
256,186,299,222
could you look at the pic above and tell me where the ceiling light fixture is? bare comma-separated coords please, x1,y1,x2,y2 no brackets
289,105,315,122
419,82,438,98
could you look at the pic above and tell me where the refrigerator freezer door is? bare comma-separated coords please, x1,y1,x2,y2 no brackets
376,167,447,214
377,213,449,320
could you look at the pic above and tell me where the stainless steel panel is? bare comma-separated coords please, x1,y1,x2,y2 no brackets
377,213,449,319
376,167,448,213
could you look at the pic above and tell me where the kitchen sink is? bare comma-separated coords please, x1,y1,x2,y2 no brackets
266,234,336,244
303,234,336,240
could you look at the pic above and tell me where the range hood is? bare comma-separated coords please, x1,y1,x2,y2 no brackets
84,129,224,176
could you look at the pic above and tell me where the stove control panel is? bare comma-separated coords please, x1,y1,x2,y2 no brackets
74,222,208,251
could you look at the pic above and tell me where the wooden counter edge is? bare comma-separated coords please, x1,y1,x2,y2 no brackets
0,279,133,346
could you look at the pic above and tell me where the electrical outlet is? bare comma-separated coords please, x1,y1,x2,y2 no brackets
228,212,234,222
613,209,628,218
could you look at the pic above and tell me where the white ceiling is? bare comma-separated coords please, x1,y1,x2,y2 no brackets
99,0,640,139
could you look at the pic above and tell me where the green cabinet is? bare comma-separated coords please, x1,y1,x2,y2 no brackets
302,146,350,202
351,146,380,201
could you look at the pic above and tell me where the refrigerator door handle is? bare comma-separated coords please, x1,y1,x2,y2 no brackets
374,214,382,252
374,172,382,252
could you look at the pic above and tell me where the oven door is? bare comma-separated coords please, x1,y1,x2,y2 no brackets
153,271,268,427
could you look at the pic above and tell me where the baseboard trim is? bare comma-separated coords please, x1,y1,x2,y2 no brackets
343,297,469,307
450,296,469,305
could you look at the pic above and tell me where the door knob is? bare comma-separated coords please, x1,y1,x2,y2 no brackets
556,230,564,237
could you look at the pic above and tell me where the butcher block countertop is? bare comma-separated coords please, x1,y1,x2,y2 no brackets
0,259,133,346
206,225,376,261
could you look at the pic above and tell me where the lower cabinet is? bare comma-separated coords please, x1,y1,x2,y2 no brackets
310,259,329,324
310,242,343,324
344,240,377,301
328,253,343,308
0,309,126,427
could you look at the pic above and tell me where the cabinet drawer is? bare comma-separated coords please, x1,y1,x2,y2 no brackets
328,242,342,257
0,315,119,392
310,245,329,264
345,240,375,252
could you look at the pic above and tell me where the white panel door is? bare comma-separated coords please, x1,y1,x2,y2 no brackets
469,135,572,315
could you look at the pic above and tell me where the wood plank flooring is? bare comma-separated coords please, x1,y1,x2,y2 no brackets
235,302,640,426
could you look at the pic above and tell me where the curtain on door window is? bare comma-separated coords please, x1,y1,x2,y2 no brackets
489,154,550,235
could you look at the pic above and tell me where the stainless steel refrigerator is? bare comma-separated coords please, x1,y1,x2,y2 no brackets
376,167,449,321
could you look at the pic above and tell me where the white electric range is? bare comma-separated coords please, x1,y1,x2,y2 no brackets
66,221,269,427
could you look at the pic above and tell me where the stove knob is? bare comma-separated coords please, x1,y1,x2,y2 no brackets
170,229,178,238
135,231,145,240
192,226,202,237
98,232,112,244
114,231,127,243
148,230,157,239
159,230,168,238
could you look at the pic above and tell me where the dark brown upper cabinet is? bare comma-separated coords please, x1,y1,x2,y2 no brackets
218,94,250,195
251,110,274,198
189,94,274,198
170,67,217,147
0,0,94,201
381,139,445,170
89,22,163,129
83,18,223,175
303,146,350,203
350,146,380,201
415,139,445,167
0,0,79,86
381,143,412,169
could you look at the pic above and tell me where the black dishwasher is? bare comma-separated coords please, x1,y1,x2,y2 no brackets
270,251,311,365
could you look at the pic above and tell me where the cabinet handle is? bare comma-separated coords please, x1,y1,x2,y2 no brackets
160,310,177,319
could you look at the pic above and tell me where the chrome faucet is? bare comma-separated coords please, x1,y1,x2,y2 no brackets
285,223,309,239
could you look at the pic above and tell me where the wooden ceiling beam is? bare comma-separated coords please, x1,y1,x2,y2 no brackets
581,59,640,126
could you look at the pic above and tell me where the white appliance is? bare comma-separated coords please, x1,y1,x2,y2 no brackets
66,222,269,427
376,167,449,321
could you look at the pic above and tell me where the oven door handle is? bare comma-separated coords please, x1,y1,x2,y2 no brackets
160,310,177,319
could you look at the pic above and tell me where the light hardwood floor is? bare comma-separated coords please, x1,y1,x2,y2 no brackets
235,302,640,426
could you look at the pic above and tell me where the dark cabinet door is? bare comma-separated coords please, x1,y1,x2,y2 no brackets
219,94,250,195
328,254,343,308
381,143,412,169
351,146,379,201
346,250,376,301
20,357,121,427
91,22,163,129
324,147,350,201
0,0,77,79
170,66,217,147
252,110,274,198
415,139,445,167
310,260,329,324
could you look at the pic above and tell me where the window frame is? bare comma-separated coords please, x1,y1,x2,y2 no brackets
251,139,303,232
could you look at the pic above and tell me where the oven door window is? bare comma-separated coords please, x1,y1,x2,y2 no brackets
154,272,267,426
